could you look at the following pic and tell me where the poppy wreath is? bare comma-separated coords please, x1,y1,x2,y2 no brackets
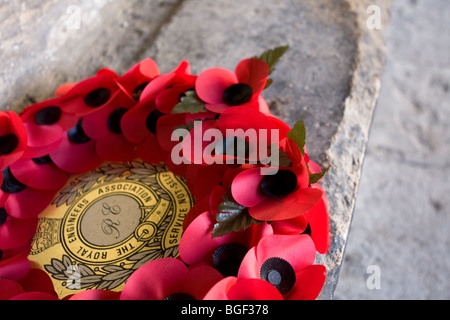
0,46,331,300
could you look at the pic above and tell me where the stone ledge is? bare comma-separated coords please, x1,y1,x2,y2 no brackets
0,0,391,299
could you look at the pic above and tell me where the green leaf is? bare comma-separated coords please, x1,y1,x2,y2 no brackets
212,196,263,238
253,45,289,90
253,45,290,75
287,120,306,155
309,169,327,185
172,90,207,114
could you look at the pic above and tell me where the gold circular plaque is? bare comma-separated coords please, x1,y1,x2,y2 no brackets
29,161,193,298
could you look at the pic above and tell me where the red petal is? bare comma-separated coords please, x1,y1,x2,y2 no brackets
179,212,219,266
60,69,119,116
303,196,330,254
137,134,167,164
203,277,237,300
287,265,327,300
205,102,232,114
21,138,62,160
0,215,38,249
139,60,192,104
50,134,102,174
237,247,259,279
156,113,187,152
284,138,309,186
204,276,283,300
4,188,56,220
96,134,137,162
0,251,30,281
255,234,316,271
120,258,187,300
0,278,25,300
218,106,275,133
0,111,27,169
271,215,308,235
121,100,155,144
10,158,69,191
249,187,323,221
183,195,210,231
231,168,266,208
227,278,283,300
20,98,78,132
238,234,316,280
235,58,269,97
54,83,76,96
196,68,237,104
83,92,136,140
156,84,195,113
185,163,226,201
116,58,159,99
182,264,223,299
23,119,63,148
209,185,225,216
18,268,57,296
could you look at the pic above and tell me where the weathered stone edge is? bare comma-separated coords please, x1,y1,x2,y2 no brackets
316,0,391,299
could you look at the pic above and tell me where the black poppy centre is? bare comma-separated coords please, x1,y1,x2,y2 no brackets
260,257,296,295
0,134,19,156
222,83,253,106
260,169,297,198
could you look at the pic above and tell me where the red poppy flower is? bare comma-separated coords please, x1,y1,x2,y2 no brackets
14,268,57,297
231,139,323,222
183,163,228,202
0,278,24,300
9,155,69,191
195,58,269,113
82,91,138,162
120,100,170,164
59,68,120,117
203,277,283,300
179,211,273,277
120,258,223,300
139,60,195,105
120,61,195,164
180,107,281,166
301,184,331,254
0,249,30,281
0,167,57,220
0,111,28,169
237,234,326,300
19,98,78,159
0,205,38,250
49,119,103,174
115,58,160,101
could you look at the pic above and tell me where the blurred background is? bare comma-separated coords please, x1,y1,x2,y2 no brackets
334,0,450,299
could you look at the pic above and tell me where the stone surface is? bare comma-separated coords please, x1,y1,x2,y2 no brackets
0,0,391,299
0,0,182,112
335,0,450,299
